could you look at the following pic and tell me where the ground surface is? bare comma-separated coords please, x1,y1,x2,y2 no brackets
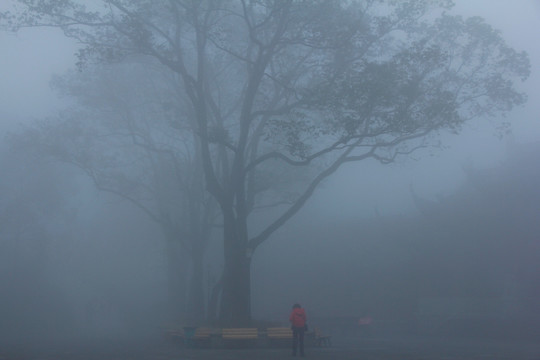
2,336,540,360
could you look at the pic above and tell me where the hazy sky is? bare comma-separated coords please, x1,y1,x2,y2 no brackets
0,1,539,216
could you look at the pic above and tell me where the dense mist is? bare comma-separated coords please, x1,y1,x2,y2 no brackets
1,1,539,359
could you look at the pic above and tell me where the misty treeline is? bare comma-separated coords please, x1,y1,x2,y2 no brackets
1,0,529,328
0,144,167,341
310,143,540,338
256,143,540,339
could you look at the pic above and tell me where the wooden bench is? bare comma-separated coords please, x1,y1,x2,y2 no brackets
187,327,214,347
266,327,293,339
221,328,258,347
222,327,258,339
266,327,293,347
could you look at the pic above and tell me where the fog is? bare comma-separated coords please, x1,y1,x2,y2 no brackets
1,1,540,358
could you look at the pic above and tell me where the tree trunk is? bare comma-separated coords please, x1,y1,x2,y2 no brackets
219,210,252,326
220,250,251,326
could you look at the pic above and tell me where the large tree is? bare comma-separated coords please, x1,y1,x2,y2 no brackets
2,0,529,324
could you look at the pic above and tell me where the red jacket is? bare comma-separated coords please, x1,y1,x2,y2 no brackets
289,307,307,328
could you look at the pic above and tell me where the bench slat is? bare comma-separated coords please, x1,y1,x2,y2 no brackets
222,335,258,338
222,328,258,339
267,327,292,338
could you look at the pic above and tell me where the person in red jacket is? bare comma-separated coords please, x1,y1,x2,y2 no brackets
289,303,307,357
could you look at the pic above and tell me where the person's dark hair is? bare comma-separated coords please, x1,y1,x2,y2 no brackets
293,303,301,309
